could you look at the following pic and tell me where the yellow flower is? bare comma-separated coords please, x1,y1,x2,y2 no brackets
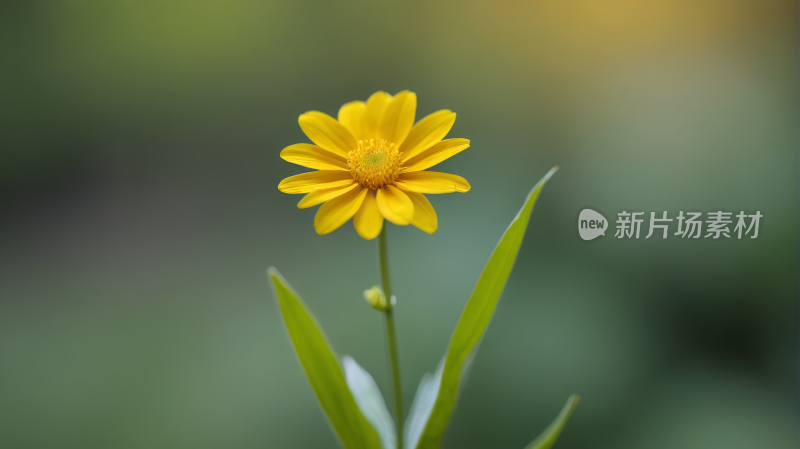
278,90,471,240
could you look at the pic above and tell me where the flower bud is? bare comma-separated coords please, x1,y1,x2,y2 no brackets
363,285,390,311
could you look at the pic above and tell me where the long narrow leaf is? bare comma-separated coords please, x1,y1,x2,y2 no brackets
404,360,443,449
343,355,397,449
524,395,580,449
268,268,382,449
414,168,558,449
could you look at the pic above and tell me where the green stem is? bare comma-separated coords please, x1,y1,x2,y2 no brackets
379,226,404,449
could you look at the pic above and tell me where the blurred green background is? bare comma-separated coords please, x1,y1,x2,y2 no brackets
1,1,797,448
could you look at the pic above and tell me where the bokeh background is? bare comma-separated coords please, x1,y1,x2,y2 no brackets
1,1,797,448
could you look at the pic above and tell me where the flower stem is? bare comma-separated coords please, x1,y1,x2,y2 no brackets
378,226,404,449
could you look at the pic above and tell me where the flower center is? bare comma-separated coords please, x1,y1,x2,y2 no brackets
348,139,403,190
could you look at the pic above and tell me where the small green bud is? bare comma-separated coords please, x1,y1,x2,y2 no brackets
363,285,390,311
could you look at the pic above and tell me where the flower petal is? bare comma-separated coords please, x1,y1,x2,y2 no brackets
402,138,470,173
395,171,471,194
338,101,368,142
399,110,456,161
379,91,416,146
297,182,358,209
365,91,392,138
281,143,350,170
298,111,358,158
314,186,368,235
406,191,438,234
278,170,355,194
376,185,414,225
353,190,384,240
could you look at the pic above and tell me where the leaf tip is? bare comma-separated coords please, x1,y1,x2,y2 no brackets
267,266,281,282
567,394,580,409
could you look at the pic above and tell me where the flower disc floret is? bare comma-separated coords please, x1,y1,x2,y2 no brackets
348,139,403,190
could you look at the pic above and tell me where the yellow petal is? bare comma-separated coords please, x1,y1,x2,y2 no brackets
402,138,470,173
298,111,357,158
338,101,368,142
297,182,358,209
353,190,384,240
395,171,471,194
406,191,438,234
314,186,368,235
376,185,414,225
278,170,354,194
399,110,456,161
281,143,350,170
379,91,416,146
364,91,392,138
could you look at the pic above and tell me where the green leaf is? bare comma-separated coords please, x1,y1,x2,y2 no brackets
268,268,382,449
524,395,580,449
403,361,442,449
412,167,558,449
343,355,397,449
